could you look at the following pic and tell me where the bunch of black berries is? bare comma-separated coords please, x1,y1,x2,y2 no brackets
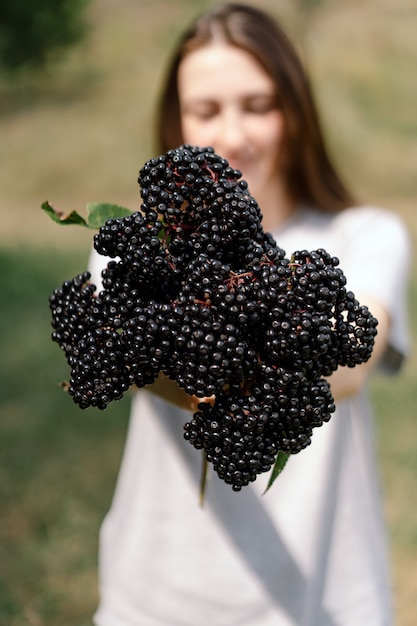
49,145,378,490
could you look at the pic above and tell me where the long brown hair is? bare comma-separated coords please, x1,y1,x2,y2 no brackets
155,3,355,212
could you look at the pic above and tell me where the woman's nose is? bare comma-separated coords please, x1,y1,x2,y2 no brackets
216,109,246,154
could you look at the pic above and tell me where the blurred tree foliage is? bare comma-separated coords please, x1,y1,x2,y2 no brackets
0,0,90,74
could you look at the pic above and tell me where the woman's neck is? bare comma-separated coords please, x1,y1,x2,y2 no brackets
254,177,297,234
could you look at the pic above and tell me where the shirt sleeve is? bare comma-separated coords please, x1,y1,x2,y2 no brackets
336,206,412,373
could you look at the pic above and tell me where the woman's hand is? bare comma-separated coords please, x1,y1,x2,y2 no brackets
147,372,214,412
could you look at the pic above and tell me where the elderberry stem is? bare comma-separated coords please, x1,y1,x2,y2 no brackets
199,451,209,507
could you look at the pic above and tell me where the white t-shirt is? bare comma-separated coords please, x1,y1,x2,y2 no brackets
90,205,411,626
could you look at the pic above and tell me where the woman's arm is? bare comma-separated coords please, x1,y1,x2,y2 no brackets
147,298,390,410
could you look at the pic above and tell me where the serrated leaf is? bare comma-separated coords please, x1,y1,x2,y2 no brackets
263,450,290,494
41,200,89,227
86,202,134,228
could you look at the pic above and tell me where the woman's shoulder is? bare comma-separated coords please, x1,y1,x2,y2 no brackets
332,204,411,249
275,203,410,259
290,203,408,239
336,204,408,232
296,203,405,229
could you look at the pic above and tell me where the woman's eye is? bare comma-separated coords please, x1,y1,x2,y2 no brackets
187,104,218,120
246,97,277,114
197,111,216,120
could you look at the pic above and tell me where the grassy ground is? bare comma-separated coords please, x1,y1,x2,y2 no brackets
0,247,130,625
1,0,416,624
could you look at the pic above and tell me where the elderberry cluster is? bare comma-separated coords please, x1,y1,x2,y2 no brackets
49,144,378,491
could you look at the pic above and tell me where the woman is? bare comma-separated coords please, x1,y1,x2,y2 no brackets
91,4,410,625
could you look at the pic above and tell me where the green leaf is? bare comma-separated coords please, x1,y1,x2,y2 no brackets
263,450,290,494
86,202,134,228
41,200,89,227
41,201,134,229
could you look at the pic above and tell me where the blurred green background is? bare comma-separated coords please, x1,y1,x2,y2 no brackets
1,0,416,624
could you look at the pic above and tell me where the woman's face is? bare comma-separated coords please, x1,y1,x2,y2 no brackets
178,43,285,201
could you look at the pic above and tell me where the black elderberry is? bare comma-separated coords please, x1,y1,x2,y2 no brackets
49,144,378,489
